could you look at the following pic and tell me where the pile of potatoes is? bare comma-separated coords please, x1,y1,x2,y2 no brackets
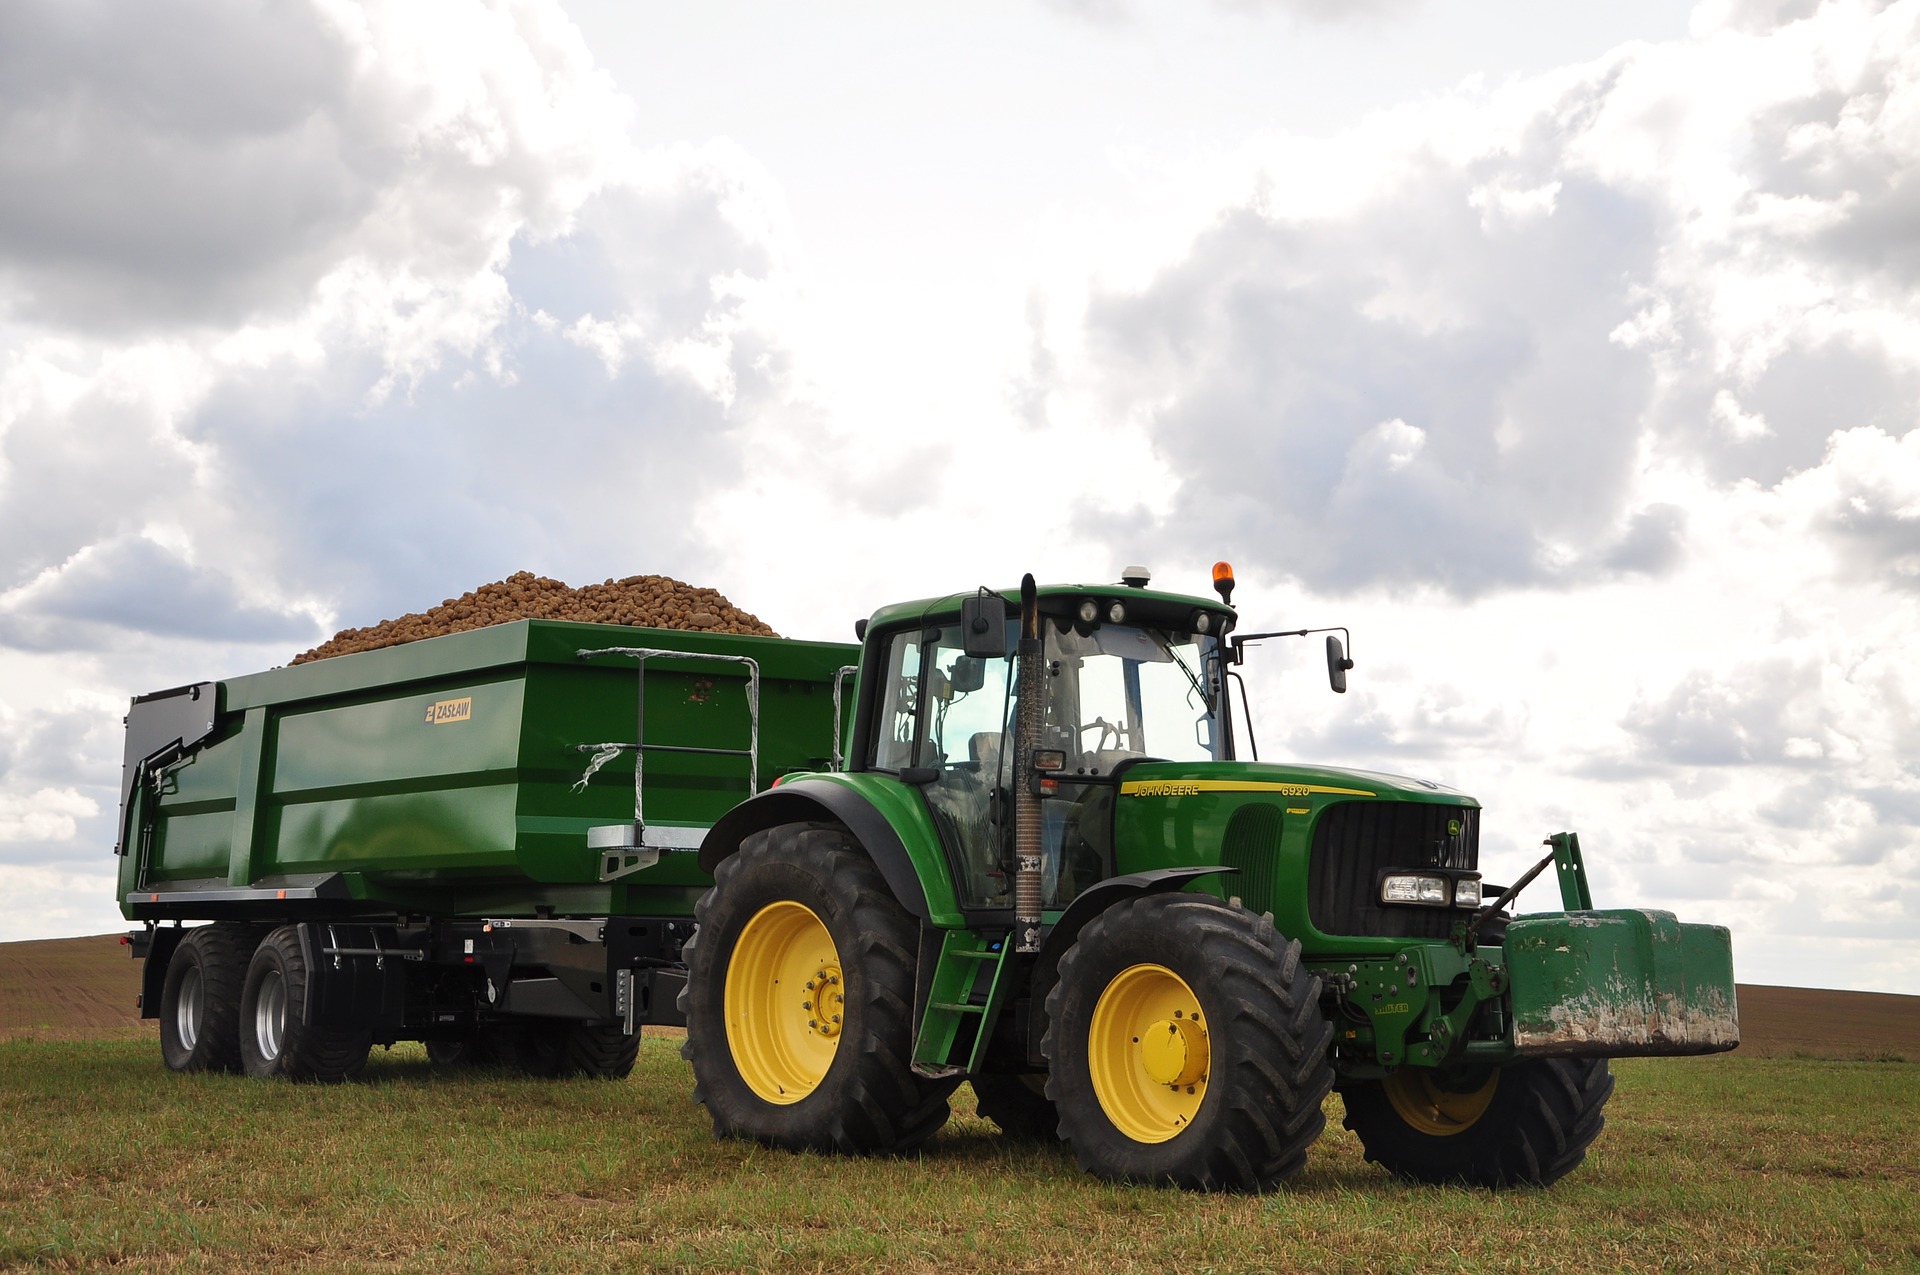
291,572,778,664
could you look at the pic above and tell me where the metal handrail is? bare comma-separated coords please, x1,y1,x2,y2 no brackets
573,646,763,834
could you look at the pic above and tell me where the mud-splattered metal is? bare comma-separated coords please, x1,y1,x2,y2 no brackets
1505,909,1740,1057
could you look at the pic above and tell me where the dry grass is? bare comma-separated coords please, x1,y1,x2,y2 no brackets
0,1039,1913,1274
1,937,1916,1273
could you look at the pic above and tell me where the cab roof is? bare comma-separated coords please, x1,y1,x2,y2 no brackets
864,579,1235,634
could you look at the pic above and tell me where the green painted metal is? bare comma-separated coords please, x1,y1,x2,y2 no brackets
1505,909,1740,1057
862,580,1233,640
122,620,858,922
1315,944,1515,1077
1107,758,1478,958
911,928,1016,1075
1547,831,1595,910
761,769,970,926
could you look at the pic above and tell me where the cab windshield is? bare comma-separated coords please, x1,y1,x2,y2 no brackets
870,615,1224,909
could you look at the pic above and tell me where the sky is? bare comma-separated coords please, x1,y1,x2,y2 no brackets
1,0,1916,994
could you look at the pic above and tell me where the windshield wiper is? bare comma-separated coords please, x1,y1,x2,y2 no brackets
1150,629,1209,707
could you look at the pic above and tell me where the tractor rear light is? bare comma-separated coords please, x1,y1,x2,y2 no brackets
1033,749,1066,771
1380,873,1450,906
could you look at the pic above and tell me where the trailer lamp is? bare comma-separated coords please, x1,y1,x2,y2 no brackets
1380,873,1450,906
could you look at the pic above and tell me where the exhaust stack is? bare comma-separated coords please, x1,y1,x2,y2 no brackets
1013,574,1045,953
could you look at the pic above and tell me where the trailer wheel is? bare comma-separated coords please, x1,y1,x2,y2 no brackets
238,926,371,1083
1339,1057,1614,1187
512,1022,640,1079
1042,894,1334,1191
683,823,953,1154
971,1073,1060,1141
424,1030,505,1068
158,924,257,1073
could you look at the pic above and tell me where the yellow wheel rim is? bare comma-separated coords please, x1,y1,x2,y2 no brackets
1384,1068,1499,1137
725,901,843,1104
1087,963,1209,1144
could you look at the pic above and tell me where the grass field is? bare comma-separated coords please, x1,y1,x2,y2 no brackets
2,938,1916,1273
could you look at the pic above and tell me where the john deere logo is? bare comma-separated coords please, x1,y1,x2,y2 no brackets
1448,819,1462,837
425,697,472,725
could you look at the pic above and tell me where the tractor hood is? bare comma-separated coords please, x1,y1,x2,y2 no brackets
1111,758,1480,810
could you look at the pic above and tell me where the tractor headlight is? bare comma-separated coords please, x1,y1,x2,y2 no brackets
1380,873,1450,906
1078,599,1100,624
1453,876,1482,908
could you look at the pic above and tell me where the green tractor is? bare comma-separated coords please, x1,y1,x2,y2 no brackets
681,567,1739,1190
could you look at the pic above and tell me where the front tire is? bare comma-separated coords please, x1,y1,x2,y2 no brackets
159,924,257,1073
1042,894,1334,1191
682,822,953,1154
1340,1057,1614,1187
238,925,372,1083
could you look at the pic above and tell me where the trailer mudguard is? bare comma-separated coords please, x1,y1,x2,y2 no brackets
1504,909,1740,1057
699,778,933,921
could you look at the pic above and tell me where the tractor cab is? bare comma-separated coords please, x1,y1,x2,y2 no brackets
852,578,1233,912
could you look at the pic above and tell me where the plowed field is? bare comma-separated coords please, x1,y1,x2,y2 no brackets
2,933,1913,1058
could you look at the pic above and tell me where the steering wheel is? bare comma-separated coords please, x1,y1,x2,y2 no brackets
1080,717,1125,754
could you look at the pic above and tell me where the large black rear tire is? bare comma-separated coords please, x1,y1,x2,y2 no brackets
159,924,257,1073
238,925,371,1083
682,822,953,1154
1042,894,1334,1191
971,1073,1060,1141
1340,1056,1614,1187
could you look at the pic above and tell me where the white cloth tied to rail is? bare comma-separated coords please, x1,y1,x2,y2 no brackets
572,743,628,793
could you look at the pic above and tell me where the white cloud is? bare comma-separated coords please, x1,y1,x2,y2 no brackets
0,788,97,843
1011,0,1920,991
2,0,1917,997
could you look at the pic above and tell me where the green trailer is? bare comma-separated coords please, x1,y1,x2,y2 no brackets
117,619,857,1078
117,568,1737,1191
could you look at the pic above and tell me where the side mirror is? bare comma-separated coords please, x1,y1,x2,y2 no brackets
1326,634,1354,694
949,655,986,694
960,592,1007,658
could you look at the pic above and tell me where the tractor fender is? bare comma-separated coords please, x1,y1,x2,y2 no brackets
1025,865,1236,1065
699,779,932,921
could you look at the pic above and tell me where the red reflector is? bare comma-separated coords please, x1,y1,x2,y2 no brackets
119,935,130,946
277,889,287,899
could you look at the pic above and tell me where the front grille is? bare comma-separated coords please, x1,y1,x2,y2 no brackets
1219,803,1283,915
1308,801,1479,939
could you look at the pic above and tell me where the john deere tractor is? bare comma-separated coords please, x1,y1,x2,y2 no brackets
680,566,1738,1190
